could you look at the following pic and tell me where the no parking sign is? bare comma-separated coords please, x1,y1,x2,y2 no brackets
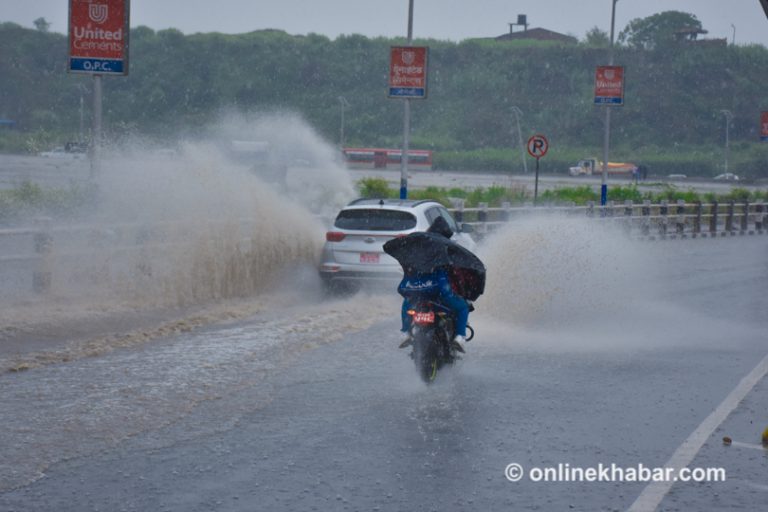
527,134,548,204
527,134,549,159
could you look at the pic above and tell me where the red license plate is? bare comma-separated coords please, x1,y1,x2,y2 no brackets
360,252,379,264
413,311,435,324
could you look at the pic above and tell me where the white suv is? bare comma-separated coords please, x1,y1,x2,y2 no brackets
319,198,476,291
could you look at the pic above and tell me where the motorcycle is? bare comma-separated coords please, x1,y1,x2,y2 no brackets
406,300,475,383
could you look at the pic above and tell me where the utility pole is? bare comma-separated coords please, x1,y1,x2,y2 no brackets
91,74,102,180
338,96,349,148
78,85,85,142
511,106,528,174
601,0,618,206
720,109,733,173
399,0,414,199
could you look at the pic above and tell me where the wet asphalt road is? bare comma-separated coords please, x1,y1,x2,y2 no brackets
0,155,91,191
1,237,767,511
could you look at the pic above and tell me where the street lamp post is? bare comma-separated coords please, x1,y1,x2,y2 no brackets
77,84,87,143
720,109,733,173
338,96,349,148
90,74,102,180
400,0,414,199
601,0,618,206
511,106,528,174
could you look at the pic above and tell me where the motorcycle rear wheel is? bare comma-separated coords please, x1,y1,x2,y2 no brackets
412,335,439,384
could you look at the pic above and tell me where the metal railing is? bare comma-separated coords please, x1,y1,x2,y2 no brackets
450,200,768,239
1,200,766,296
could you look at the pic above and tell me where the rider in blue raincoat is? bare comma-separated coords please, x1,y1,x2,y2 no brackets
398,217,470,348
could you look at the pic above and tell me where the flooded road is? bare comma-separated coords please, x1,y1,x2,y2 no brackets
1,234,766,511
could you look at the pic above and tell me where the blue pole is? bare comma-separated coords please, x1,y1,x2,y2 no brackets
601,0,618,206
399,0,414,200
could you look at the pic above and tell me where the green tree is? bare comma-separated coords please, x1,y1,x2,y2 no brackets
2,21,768,178
618,11,702,50
583,26,609,48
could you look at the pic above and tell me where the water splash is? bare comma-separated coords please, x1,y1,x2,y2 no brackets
42,111,355,307
478,216,647,327
474,215,766,352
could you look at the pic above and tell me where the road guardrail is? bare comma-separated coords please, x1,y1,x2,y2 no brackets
1,200,765,296
450,200,767,239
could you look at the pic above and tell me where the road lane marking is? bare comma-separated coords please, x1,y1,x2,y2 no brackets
627,352,768,512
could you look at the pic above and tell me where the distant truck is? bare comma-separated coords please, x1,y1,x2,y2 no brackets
569,158,638,177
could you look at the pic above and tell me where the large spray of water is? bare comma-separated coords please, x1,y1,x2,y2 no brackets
478,217,648,327
41,111,356,308
474,216,760,352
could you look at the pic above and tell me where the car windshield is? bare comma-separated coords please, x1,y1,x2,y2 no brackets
334,209,417,231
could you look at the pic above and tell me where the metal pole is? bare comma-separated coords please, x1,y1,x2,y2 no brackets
400,0,414,200
721,110,732,174
79,90,84,142
407,0,413,42
511,106,528,174
90,74,102,180
601,0,618,206
534,157,540,205
601,108,612,206
338,96,348,148
725,116,731,172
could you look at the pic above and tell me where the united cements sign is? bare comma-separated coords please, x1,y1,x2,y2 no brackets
69,0,130,75
389,46,428,99
594,65,624,105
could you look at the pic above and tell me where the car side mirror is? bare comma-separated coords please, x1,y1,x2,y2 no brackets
460,223,475,234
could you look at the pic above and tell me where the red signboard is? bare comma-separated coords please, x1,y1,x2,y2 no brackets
594,65,624,105
69,0,130,75
389,46,428,99
762,111,768,141
527,134,549,159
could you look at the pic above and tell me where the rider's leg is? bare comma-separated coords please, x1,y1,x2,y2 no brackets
401,297,412,332
399,298,414,348
440,292,468,337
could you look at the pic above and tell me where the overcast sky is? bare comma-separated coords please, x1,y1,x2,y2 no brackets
3,0,767,46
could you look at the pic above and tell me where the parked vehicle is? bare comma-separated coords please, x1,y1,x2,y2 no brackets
569,158,637,176
38,146,85,159
319,199,475,292
714,173,740,181
341,147,433,170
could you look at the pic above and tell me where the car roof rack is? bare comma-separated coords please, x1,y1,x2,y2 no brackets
346,198,438,208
